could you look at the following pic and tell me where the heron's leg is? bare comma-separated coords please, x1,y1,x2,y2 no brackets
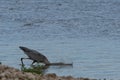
21,58,30,66
31,60,36,65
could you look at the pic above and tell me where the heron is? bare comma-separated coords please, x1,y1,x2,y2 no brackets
19,46,73,66
19,46,50,65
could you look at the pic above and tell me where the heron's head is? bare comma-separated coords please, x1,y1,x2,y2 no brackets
19,46,29,52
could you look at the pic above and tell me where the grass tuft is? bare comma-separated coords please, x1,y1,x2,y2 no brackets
21,64,45,74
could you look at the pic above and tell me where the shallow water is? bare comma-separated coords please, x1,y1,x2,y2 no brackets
1,0,120,79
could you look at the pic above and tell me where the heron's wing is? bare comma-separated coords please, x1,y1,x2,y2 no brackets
24,49,47,62
31,49,46,57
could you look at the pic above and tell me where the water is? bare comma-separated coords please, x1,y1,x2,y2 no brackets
0,0,120,79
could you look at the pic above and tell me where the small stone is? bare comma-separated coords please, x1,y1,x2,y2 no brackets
25,73,36,79
46,73,57,79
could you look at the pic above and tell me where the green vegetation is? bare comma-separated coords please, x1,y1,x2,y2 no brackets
21,64,46,74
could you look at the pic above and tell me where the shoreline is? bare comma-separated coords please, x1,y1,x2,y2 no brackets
0,64,95,80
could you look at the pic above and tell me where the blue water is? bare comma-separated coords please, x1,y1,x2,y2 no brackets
0,0,120,79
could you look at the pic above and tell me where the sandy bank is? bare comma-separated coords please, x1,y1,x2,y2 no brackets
0,64,96,80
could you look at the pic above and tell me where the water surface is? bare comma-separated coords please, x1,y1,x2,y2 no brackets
0,0,120,79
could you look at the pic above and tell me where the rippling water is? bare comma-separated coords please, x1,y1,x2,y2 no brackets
0,0,120,79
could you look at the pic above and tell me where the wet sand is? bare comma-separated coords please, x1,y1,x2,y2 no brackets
0,64,95,80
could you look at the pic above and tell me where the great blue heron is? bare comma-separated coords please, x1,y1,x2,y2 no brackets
19,46,73,66
19,46,50,65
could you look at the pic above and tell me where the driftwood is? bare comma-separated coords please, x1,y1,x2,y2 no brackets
46,62,73,66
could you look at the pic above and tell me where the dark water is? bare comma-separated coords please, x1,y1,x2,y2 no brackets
0,0,120,79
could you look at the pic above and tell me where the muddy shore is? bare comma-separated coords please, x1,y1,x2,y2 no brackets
0,64,95,80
